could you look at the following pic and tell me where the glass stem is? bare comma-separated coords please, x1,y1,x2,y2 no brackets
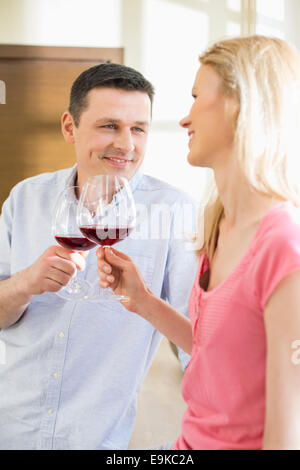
66,271,81,294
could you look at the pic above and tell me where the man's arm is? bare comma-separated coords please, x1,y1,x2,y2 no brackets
263,269,300,450
0,246,87,329
0,185,87,329
0,271,33,329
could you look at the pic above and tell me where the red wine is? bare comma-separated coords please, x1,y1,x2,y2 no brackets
55,235,97,251
79,226,133,246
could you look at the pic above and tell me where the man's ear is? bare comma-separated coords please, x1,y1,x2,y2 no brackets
61,111,76,144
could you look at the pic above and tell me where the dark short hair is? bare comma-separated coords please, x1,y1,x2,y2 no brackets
69,63,155,126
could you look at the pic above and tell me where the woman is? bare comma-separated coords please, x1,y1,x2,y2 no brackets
97,36,300,450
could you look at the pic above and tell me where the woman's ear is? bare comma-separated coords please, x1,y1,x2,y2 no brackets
225,97,240,134
232,101,240,130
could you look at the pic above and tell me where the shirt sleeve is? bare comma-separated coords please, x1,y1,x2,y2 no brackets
161,197,198,370
254,219,300,311
0,193,13,281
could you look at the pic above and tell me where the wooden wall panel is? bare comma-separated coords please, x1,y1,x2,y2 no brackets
0,45,123,208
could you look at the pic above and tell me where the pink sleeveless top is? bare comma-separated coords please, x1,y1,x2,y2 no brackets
174,202,300,450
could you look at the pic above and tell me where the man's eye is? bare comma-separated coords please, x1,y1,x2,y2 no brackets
133,127,145,133
100,124,116,129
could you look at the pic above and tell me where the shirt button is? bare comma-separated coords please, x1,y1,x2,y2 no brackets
58,332,65,338
48,409,54,414
53,372,59,379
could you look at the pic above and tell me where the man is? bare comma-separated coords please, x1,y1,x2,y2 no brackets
0,64,198,450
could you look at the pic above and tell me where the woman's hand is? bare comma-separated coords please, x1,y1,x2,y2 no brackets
96,246,152,313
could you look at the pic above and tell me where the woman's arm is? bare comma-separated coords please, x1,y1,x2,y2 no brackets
136,293,193,354
263,269,300,450
97,247,193,354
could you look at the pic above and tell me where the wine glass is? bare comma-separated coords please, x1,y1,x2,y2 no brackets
77,175,136,301
52,186,96,300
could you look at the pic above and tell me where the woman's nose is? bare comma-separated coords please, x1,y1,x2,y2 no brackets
179,115,190,129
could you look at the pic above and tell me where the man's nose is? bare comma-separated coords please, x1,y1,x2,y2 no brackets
113,129,135,154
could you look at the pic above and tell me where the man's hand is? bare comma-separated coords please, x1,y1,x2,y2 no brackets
22,245,88,296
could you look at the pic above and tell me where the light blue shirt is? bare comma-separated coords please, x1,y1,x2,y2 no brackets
0,166,198,450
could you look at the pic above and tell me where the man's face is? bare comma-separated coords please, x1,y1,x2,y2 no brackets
62,87,151,188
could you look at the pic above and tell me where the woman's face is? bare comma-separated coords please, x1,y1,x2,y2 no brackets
180,64,237,169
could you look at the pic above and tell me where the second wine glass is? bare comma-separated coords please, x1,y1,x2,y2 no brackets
77,175,136,301
52,186,96,300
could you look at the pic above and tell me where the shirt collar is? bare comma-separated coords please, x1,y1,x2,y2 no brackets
128,169,143,193
64,164,78,188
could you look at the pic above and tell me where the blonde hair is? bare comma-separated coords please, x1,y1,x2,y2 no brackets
197,35,300,262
